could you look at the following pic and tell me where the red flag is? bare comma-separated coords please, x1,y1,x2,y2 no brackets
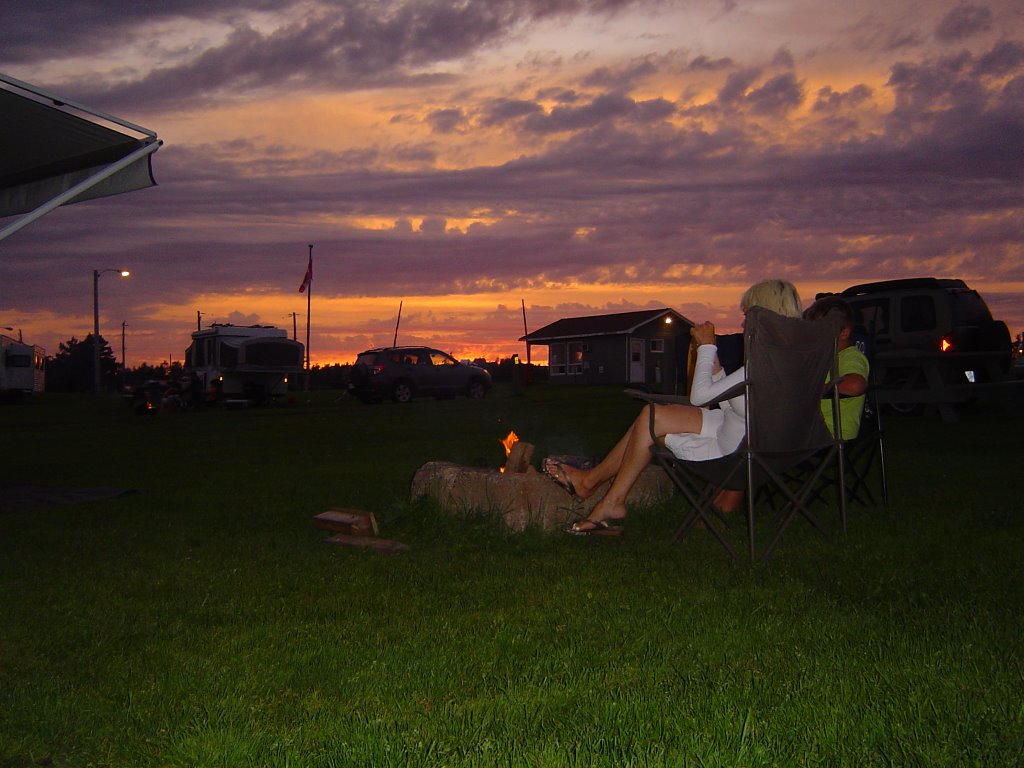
299,256,312,293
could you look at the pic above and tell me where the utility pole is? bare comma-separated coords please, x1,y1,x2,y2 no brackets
121,321,127,390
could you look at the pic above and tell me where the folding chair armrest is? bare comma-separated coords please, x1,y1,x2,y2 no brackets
624,388,691,406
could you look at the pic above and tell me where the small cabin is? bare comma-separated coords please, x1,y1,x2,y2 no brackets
185,324,304,402
521,308,694,393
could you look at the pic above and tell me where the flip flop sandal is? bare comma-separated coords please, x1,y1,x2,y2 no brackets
543,460,578,497
564,518,624,537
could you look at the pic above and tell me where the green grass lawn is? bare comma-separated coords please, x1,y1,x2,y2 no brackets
1,387,1022,767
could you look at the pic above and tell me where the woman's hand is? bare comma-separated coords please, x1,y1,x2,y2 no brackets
691,321,716,346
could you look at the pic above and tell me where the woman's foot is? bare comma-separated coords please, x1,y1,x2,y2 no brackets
543,458,592,499
565,517,624,536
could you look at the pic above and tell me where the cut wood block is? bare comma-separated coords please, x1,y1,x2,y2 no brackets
503,440,535,473
313,508,379,536
324,534,410,553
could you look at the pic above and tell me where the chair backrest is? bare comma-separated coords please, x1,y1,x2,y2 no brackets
743,306,839,453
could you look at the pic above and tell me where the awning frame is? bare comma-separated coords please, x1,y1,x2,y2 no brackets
0,73,162,242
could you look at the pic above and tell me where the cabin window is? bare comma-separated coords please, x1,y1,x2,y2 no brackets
649,339,665,353
567,342,585,374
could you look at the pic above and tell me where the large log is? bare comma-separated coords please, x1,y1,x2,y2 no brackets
410,461,671,532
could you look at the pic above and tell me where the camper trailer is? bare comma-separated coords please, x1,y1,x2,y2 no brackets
185,324,303,403
1,333,45,399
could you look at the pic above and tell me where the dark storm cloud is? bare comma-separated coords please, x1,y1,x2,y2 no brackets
521,92,674,133
744,72,804,115
812,84,873,112
0,0,283,63
973,40,1024,77
581,56,660,89
426,108,467,134
934,3,993,42
687,54,734,71
1,0,651,112
717,68,762,103
479,98,544,126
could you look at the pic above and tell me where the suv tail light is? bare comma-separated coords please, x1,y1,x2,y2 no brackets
940,337,953,352
371,364,385,375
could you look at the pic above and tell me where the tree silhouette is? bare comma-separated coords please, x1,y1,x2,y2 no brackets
46,334,117,392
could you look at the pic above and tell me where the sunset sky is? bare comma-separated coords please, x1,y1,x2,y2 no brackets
1,0,1021,366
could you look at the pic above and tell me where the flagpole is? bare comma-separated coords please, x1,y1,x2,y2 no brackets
393,300,403,347
305,243,313,395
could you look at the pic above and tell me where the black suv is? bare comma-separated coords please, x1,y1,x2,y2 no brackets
348,346,491,403
824,277,1011,389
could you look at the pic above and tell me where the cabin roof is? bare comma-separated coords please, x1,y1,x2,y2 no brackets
521,308,693,342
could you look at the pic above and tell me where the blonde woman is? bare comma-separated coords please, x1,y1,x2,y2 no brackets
544,278,803,535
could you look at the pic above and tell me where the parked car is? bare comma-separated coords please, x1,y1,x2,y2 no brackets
348,346,492,403
830,277,1011,373
819,277,1012,413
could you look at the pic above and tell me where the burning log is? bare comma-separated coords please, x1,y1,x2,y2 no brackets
503,440,535,473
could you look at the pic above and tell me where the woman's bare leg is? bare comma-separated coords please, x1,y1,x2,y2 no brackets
544,429,632,499
712,488,744,513
561,404,703,528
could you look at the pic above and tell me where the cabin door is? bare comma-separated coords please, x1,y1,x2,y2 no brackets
629,339,645,383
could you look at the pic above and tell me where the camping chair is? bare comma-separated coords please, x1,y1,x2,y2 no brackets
797,329,889,511
817,385,888,508
633,306,846,562
768,385,888,526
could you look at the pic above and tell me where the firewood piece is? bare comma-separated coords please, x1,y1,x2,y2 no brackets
324,534,410,553
504,441,535,473
313,508,379,536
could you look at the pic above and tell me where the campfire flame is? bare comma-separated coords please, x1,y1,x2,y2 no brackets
499,430,519,473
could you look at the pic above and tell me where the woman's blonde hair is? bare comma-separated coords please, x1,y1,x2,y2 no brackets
740,278,803,318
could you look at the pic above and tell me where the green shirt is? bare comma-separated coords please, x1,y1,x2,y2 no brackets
822,345,870,439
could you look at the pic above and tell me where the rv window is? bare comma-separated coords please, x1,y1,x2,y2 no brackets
219,343,239,367
247,341,302,367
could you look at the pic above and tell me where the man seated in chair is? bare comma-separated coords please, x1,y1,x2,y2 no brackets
802,296,869,440
709,295,870,514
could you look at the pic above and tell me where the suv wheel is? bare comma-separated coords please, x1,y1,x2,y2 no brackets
466,380,487,399
392,381,414,403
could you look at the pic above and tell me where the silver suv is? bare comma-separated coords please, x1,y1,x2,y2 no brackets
348,346,491,403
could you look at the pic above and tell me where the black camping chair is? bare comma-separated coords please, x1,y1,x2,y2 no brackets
765,350,889,521
807,381,888,509
632,306,846,562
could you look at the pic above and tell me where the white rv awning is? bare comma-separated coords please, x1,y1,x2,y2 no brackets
0,73,161,242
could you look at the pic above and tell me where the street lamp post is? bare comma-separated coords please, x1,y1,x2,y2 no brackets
93,268,130,394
